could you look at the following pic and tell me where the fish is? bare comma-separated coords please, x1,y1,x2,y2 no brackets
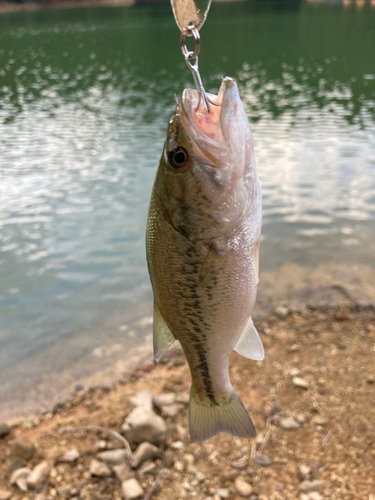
146,77,263,442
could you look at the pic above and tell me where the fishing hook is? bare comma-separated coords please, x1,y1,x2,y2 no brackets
180,26,212,113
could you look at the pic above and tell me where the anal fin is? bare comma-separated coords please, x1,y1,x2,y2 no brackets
153,303,176,365
234,317,264,361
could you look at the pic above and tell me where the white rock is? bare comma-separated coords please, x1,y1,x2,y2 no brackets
216,489,230,499
131,442,159,468
121,478,144,500
153,393,175,408
121,407,167,445
174,460,184,472
171,440,184,450
59,449,80,463
298,464,311,479
289,368,300,377
97,449,130,464
280,416,300,430
295,413,307,424
10,467,31,492
300,480,323,493
129,390,153,410
27,461,51,488
311,416,328,425
89,459,111,477
292,377,310,389
308,493,323,500
255,432,265,445
235,477,253,497
196,471,206,482
275,305,290,319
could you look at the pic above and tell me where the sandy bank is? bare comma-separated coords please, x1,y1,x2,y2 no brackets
0,304,374,499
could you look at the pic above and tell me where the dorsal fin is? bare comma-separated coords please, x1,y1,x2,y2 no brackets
234,317,264,360
153,303,176,365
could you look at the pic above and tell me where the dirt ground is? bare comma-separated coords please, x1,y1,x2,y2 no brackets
0,304,374,500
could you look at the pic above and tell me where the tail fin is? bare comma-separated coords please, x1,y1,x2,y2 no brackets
189,387,256,442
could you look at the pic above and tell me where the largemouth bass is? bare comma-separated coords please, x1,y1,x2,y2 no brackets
146,77,263,442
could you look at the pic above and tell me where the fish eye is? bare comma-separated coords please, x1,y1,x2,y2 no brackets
168,147,188,169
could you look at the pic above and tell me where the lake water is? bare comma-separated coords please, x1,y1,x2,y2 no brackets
1,0,375,420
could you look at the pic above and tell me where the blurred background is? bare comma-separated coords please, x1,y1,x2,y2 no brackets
0,0,374,420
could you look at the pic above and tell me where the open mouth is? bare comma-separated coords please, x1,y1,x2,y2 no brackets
181,77,238,146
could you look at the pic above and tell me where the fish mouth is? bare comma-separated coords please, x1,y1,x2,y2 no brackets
180,77,240,150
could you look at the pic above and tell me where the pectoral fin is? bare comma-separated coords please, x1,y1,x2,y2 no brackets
234,317,264,360
153,303,176,364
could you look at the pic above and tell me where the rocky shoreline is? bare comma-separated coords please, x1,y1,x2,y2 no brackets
1,304,374,500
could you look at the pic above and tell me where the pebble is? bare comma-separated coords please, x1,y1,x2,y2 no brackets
59,449,80,463
216,489,230,499
164,449,175,468
280,416,300,430
235,477,253,497
121,408,167,445
308,493,323,500
97,449,130,464
14,441,36,461
311,416,328,425
292,377,310,389
186,464,198,474
171,440,184,450
295,413,307,424
301,494,323,500
184,453,195,465
0,423,11,438
89,459,111,477
8,459,25,476
153,393,176,408
131,442,159,468
129,390,153,410
10,467,31,492
121,478,144,500
57,485,77,499
275,305,290,319
254,454,272,466
300,480,323,493
196,471,206,482
220,470,239,482
138,460,157,475
175,392,189,405
174,460,184,472
0,490,11,500
298,464,311,479
289,368,300,377
160,403,181,418
27,461,51,488
113,464,131,482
